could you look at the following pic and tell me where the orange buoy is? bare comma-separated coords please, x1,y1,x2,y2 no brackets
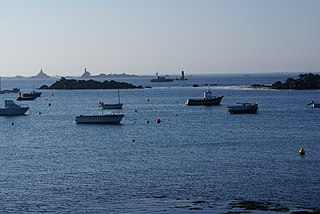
299,148,305,156
156,118,161,123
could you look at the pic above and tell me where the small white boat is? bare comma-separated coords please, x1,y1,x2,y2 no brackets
186,90,224,105
99,89,123,109
228,102,258,114
75,114,124,124
308,101,320,108
0,100,29,116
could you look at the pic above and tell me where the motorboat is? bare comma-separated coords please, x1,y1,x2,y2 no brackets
75,114,124,124
186,90,224,105
0,100,29,116
151,71,174,82
308,101,320,108
22,91,42,97
99,89,123,109
17,93,37,101
228,102,258,114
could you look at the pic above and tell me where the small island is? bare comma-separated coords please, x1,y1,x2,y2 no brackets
271,73,320,89
250,73,320,90
39,77,143,90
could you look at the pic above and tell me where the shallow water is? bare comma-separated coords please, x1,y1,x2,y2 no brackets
0,74,319,213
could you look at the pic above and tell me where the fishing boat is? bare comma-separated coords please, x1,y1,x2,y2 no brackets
17,93,38,101
99,89,123,109
0,100,29,116
151,71,174,82
75,114,124,124
228,102,258,114
22,91,42,97
308,101,320,108
186,90,224,105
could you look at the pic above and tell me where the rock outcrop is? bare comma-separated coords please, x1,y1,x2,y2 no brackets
39,77,143,90
271,73,320,90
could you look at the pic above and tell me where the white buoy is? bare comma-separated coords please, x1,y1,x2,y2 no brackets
299,148,305,156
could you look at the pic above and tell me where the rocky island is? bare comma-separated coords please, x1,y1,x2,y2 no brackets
39,77,143,90
271,73,320,89
250,73,320,90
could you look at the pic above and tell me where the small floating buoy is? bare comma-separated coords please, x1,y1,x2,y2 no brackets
176,101,179,103
147,99,150,102
134,109,137,112
156,118,161,123
299,148,305,156
146,120,150,123
132,139,135,142
39,112,42,115
11,122,14,126
52,94,54,96
48,103,51,106
175,113,178,116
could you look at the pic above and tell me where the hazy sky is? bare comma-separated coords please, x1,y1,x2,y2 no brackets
1,0,319,77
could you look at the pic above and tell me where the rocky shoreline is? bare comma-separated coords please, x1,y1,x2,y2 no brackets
39,77,143,90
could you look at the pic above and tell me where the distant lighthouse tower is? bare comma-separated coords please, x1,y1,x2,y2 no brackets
180,70,185,80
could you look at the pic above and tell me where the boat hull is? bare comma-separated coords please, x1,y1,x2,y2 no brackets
75,114,124,124
311,103,320,108
186,96,224,105
101,103,123,109
228,106,258,114
0,107,29,116
23,92,42,97
17,96,37,101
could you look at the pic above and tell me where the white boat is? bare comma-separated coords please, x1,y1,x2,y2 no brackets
0,100,29,116
186,90,224,105
308,101,320,108
150,71,174,82
99,89,123,109
75,114,124,124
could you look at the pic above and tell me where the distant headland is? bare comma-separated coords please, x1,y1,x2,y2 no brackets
5,68,139,79
251,73,320,90
39,77,143,90
81,68,138,78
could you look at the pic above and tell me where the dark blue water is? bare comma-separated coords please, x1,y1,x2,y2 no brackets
0,73,319,213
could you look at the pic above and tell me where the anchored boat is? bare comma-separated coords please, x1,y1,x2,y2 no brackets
308,101,320,108
0,100,29,116
186,90,224,105
228,102,258,114
75,114,124,124
99,89,123,109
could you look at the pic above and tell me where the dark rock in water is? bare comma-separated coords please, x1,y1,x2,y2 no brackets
40,85,50,89
271,73,320,90
250,84,272,89
39,77,143,90
230,200,289,212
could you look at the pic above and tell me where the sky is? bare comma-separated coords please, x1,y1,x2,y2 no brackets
0,0,319,77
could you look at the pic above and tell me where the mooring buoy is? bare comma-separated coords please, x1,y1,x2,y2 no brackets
299,148,305,156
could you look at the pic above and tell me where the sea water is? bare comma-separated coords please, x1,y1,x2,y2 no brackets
0,73,319,213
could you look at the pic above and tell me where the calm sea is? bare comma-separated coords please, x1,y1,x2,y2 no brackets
0,73,319,213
